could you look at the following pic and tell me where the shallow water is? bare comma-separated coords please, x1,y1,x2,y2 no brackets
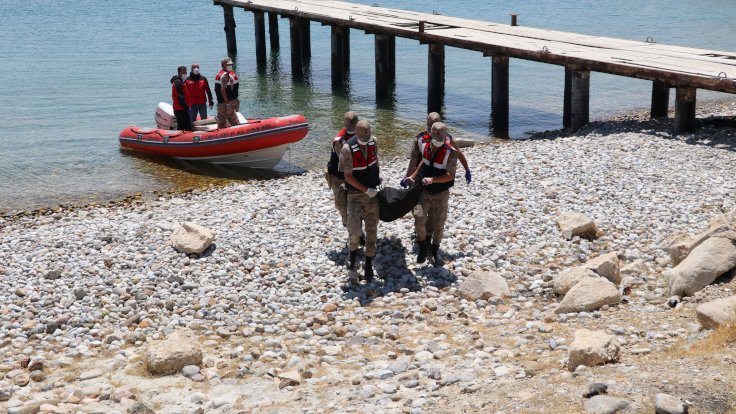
1,0,734,213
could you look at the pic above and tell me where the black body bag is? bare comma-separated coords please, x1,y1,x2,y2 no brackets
377,184,423,222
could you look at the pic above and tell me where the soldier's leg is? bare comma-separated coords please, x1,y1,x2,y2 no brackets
413,191,430,242
329,177,348,227
216,103,230,128
228,99,240,125
431,190,450,244
363,196,379,257
346,193,363,269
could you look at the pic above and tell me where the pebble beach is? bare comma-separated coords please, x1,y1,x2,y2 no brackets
2,101,736,413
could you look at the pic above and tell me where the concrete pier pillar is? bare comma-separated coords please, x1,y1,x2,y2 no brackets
254,11,267,67
375,34,392,99
651,80,670,119
300,19,311,59
674,87,697,133
427,43,445,114
268,12,279,49
491,55,509,138
388,35,396,80
223,5,237,54
289,18,303,78
569,68,590,131
331,26,350,87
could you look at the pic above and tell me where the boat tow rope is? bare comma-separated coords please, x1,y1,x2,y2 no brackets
130,127,186,138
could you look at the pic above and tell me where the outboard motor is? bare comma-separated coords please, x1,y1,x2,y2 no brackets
155,102,177,130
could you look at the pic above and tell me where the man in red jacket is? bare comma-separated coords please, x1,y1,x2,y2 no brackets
185,63,214,122
171,66,192,131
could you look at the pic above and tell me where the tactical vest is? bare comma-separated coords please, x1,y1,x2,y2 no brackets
421,141,455,194
346,138,380,191
327,128,353,180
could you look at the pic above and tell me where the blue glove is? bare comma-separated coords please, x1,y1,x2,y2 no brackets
465,170,472,184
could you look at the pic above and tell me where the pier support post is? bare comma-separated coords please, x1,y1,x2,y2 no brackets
223,5,237,54
388,35,396,80
491,55,509,138
331,26,350,87
427,43,445,114
674,87,697,133
268,12,279,49
254,11,267,67
289,18,304,78
300,19,311,59
375,34,393,99
563,67,572,128
569,68,590,131
651,80,670,119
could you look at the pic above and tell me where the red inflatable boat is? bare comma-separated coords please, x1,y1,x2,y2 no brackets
118,103,309,169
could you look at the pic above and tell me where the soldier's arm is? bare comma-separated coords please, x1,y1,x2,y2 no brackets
340,145,368,193
405,140,420,177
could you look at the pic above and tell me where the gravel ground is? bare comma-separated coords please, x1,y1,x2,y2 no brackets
1,101,736,414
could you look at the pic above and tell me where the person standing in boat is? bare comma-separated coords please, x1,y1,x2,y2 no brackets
402,112,471,186
170,66,192,131
404,122,457,265
339,120,381,281
214,57,240,129
326,111,359,228
185,63,214,123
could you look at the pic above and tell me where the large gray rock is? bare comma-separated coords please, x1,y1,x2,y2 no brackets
655,393,689,414
568,329,620,371
556,212,603,240
554,267,599,296
665,237,736,298
458,270,511,301
696,296,736,329
145,328,203,375
662,214,736,266
555,277,621,314
585,252,621,285
583,395,629,414
170,222,215,255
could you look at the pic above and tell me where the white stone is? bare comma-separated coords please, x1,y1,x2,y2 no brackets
458,270,511,301
555,277,620,314
665,237,736,298
170,222,215,254
696,295,736,329
568,329,620,371
145,328,203,375
556,212,602,240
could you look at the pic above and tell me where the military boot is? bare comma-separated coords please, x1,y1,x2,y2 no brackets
431,244,443,265
347,250,358,270
417,239,429,264
363,256,374,280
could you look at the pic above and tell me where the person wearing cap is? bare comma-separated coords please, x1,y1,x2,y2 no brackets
404,122,457,265
185,63,214,122
170,66,192,131
214,57,240,128
326,111,359,228
403,112,470,186
339,120,381,280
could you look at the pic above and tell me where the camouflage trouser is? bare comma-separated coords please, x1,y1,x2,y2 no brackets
325,172,348,227
413,189,449,244
216,99,240,128
347,191,378,257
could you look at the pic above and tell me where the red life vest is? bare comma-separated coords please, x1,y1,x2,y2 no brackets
347,138,380,190
421,141,455,193
214,70,239,103
185,76,210,105
171,78,190,111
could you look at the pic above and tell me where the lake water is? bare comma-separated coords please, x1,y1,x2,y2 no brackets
1,0,734,213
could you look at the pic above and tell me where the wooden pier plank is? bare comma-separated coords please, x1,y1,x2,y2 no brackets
213,0,736,94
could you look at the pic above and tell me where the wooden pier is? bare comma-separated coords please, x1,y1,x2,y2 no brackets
214,0,736,135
